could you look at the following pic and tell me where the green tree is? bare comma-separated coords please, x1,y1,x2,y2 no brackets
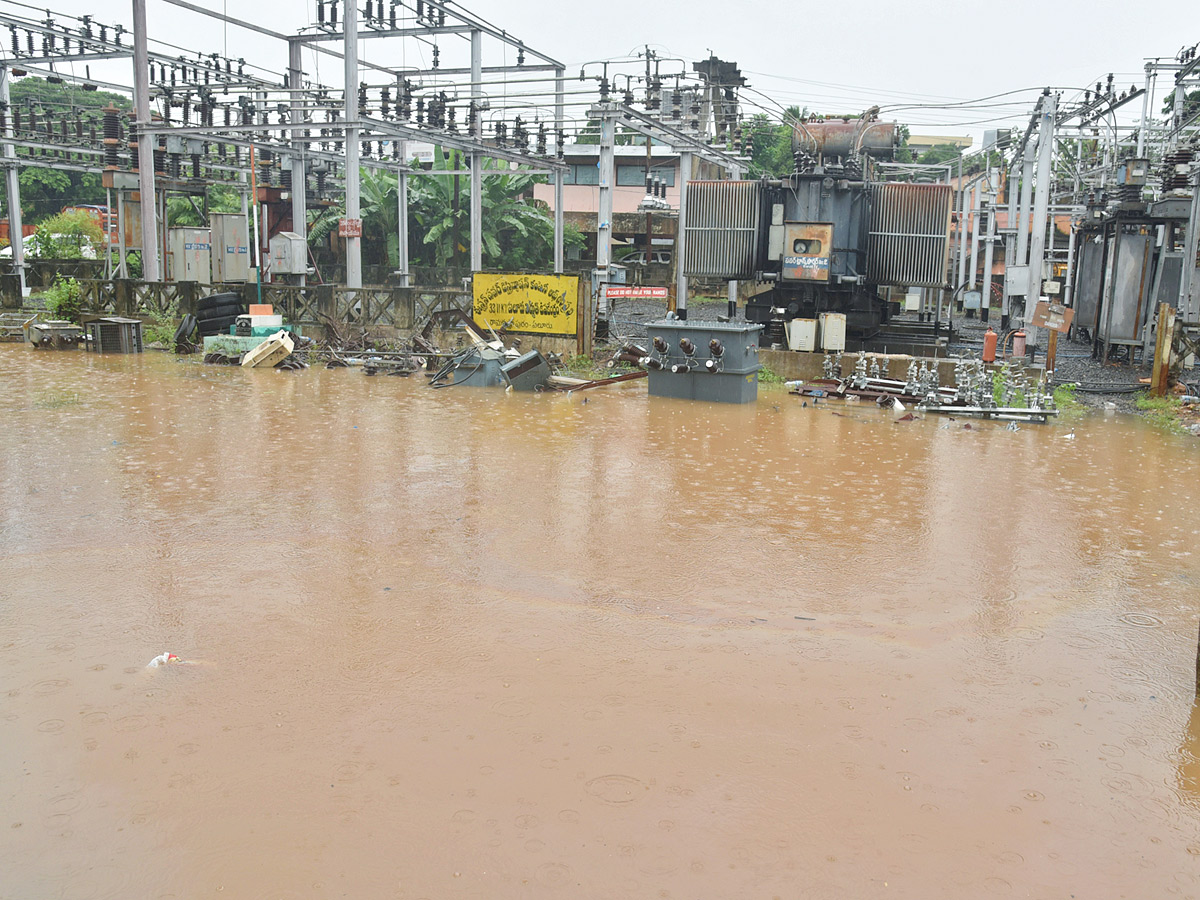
894,124,913,163
1162,89,1200,120
0,77,131,220
310,149,583,271
746,112,792,177
918,143,964,166
166,186,243,227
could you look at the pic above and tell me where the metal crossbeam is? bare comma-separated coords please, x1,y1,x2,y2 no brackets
295,24,474,42
160,0,395,78
590,102,747,170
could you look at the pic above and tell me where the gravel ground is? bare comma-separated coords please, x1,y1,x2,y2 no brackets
605,296,744,342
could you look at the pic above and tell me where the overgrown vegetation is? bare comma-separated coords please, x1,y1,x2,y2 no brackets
42,275,84,323
1135,392,1185,433
758,363,785,385
1052,383,1086,421
166,186,243,228
142,319,176,347
26,210,104,258
561,354,624,380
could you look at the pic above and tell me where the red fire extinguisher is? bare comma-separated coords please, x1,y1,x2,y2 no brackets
982,327,998,363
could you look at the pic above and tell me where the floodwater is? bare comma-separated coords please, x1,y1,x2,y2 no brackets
2,346,1200,900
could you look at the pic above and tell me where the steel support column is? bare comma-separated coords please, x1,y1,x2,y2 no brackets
969,181,982,292
1026,92,1056,344
1063,211,1078,310
1179,162,1200,321
343,0,362,289
1137,62,1153,157
1016,146,1035,270
553,67,564,274
288,40,307,285
596,110,615,319
1,67,26,296
397,141,410,287
981,189,996,323
132,0,159,281
675,151,692,319
728,162,742,317
956,155,967,292
468,30,482,274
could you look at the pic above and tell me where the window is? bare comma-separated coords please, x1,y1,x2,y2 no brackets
616,166,675,187
564,164,599,185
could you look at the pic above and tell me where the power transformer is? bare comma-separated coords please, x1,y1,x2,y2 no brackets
683,116,954,348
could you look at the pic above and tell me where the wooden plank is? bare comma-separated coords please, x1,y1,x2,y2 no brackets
1151,302,1174,397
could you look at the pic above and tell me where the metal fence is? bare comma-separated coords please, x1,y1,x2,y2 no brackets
4,277,470,331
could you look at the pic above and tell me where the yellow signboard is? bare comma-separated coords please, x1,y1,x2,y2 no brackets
472,273,578,336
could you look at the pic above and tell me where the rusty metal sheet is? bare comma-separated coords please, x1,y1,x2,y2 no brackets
792,120,897,158
781,223,833,282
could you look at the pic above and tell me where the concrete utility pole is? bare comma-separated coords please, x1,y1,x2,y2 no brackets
553,68,565,274
468,29,482,273
1,67,26,296
1026,92,1057,344
288,39,307,285
596,109,615,319
132,0,159,282
675,150,692,318
397,140,410,287
343,0,362,289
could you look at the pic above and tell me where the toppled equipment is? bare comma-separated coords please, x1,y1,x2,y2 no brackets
1,312,38,342
85,317,144,354
501,350,553,392
25,320,83,349
425,312,551,390
241,330,295,368
428,345,508,387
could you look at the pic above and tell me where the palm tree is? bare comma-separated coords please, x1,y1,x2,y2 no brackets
309,148,580,271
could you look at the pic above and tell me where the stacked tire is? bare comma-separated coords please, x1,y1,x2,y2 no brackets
196,292,244,337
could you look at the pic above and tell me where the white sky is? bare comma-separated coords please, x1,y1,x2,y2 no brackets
5,0,1193,144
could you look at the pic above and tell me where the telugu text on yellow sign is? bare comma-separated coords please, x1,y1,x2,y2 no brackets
472,273,578,336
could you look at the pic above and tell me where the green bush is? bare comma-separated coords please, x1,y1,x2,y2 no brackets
43,275,84,323
143,320,176,346
758,364,784,385
28,210,104,259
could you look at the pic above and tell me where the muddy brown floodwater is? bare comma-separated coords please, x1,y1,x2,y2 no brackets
3,345,1200,899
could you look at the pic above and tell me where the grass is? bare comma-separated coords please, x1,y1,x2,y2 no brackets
561,353,629,381
758,363,785,385
1052,383,1087,421
1135,392,1186,433
142,320,176,347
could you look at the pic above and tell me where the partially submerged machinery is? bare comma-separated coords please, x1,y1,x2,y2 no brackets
683,112,955,351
